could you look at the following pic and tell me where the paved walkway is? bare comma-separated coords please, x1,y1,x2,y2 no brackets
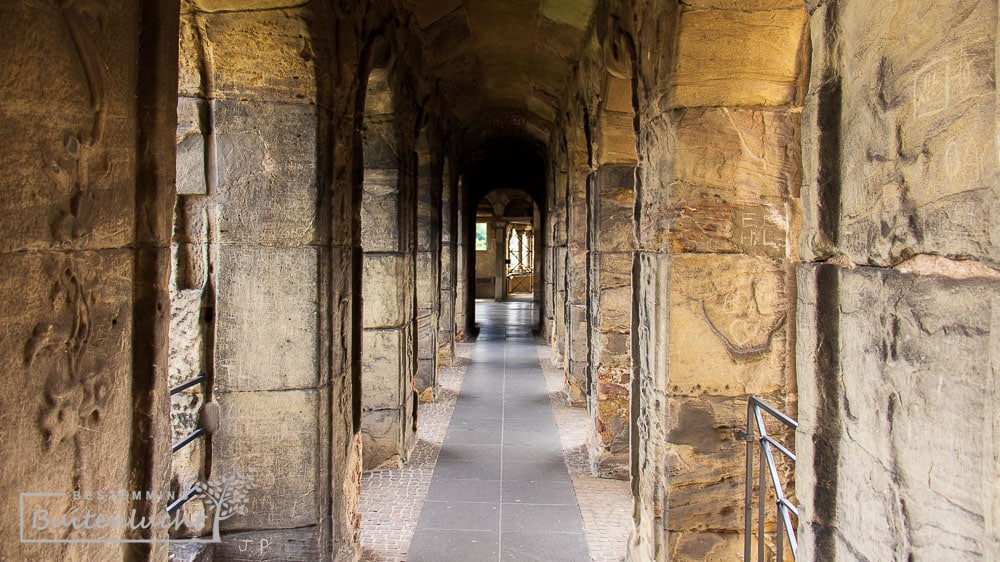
360,301,631,561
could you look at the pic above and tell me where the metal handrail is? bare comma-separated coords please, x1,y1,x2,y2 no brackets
738,396,798,562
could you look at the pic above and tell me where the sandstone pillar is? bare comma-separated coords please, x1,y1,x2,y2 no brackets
797,1,1000,560
415,141,440,401
0,2,177,559
360,71,418,470
437,160,457,365
494,219,508,301
629,3,807,559
548,168,570,365
454,175,470,341
586,164,636,479
566,167,590,405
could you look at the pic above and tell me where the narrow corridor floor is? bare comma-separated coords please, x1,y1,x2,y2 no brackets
405,302,590,561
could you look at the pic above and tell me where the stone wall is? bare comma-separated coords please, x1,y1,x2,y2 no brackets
797,1,1000,559
0,1,177,559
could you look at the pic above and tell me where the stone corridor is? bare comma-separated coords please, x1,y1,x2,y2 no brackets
3,1,999,561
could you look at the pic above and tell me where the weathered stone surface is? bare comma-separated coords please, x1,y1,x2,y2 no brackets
798,263,1000,561
212,100,318,245
802,0,1000,267
362,169,403,253
184,0,309,12
214,390,320,530
0,252,133,558
670,254,790,396
671,9,809,108
215,246,318,392
199,10,316,103
363,254,413,328
213,527,320,561
362,329,404,410
362,407,407,470
0,39,137,253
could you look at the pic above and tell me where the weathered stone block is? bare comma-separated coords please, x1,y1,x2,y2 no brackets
666,395,754,533
215,245,319,392
201,10,316,103
0,251,133,559
212,99,318,245
797,263,1000,561
213,389,319,531
361,169,403,253
362,254,412,329
671,9,808,108
669,254,789,395
362,407,405,470
802,0,1000,266
213,527,319,561
362,329,404,410
674,108,800,201
184,0,309,12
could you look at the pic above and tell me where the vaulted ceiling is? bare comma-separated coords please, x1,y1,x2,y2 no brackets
399,0,598,145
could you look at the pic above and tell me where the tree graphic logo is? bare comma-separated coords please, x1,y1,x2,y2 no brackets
195,469,257,542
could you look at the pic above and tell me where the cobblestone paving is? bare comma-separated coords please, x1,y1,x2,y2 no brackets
536,341,633,562
357,336,633,561
359,344,473,562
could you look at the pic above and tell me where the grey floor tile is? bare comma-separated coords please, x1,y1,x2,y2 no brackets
501,504,585,534
502,444,565,464
449,416,504,431
417,500,500,531
436,443,502,463
502,428,561,447
502,478,578,505
445,427,502,444
502,460,574,483
426,478,502,503
406,530,499,562
433,459,502,481
500,531,591,561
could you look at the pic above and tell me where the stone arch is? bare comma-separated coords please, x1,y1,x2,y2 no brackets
476,189,542,302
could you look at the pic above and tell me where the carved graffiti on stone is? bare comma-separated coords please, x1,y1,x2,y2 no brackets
48,0,110,247
26,259,108,454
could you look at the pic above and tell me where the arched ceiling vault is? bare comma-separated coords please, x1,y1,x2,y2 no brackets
397,0,599,147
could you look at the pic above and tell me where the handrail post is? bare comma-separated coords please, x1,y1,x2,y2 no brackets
741,396,798,562
743,399,754,562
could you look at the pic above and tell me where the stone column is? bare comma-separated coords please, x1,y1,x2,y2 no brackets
360,94,418,469
454,175,470,341
415,145,440,401
630,3,807,559
361,159,418,469
0,3,177,559
172,7,356,558
494,219,508,301
548,168,569,365
586,164,636,479
797,2,1000,560
437,161,457,365
566,168,590,405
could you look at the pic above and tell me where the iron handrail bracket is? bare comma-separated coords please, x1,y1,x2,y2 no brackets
170,373,207,396
740,396,798,562
167,373,209,515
